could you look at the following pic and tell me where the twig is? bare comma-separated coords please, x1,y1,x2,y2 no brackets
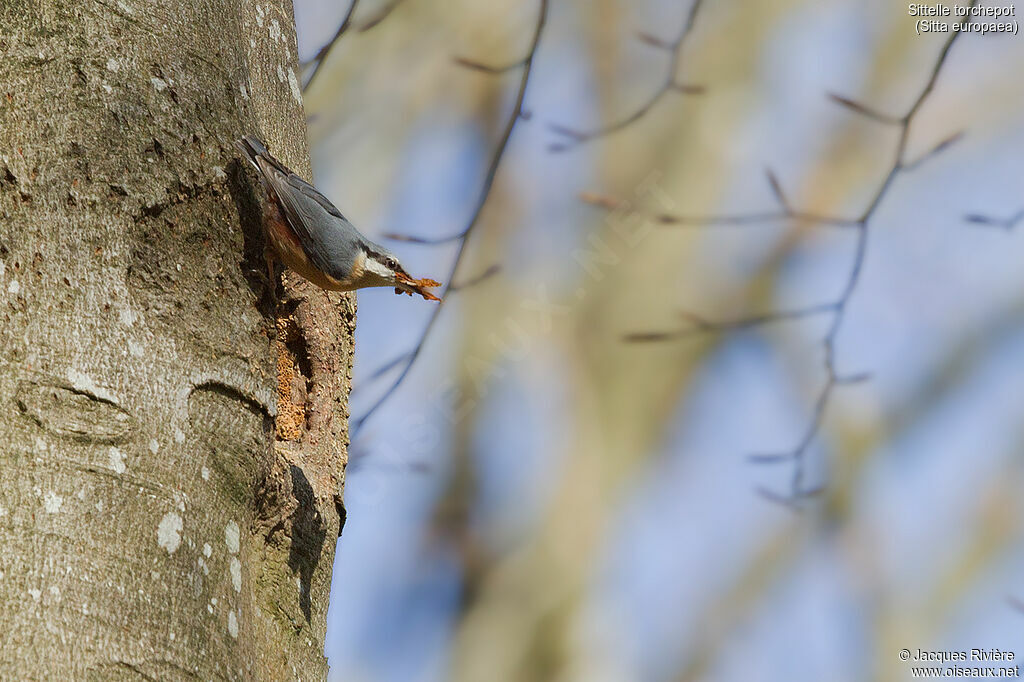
382,230,465,245
352,0,549,435
546,0,706,153
453,56,528,75
965,209,1024,231
901,130,964,171
366,351,413,381
302,0,360,92
623,302,838,342
764,168,791,213
359,0,408,32
578,189,861,229
826,92,901,125
624,2,977,503
762,6,976,501
449,264,501,292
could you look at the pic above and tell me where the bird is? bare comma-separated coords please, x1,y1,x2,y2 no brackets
234,135,441,302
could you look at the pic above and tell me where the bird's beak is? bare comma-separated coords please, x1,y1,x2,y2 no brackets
395,272,442,302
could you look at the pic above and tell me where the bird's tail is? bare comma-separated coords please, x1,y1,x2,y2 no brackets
234,134,294,180
233,135,267,170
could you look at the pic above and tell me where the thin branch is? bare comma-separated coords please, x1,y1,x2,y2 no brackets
623,301,837,343
547,0,706,153
301,0,412,92
764,167,791,212
756,484,823,512
771,7,975,502
383,230,465,245
902,130,964,171
964,209,1024,231
578,191,861,229
636,30,674,50
827,92,902,125
581,188,860,228
669,83,706,95
454,56,528,74
302,0,360,92
626,2,977,504
449,264,501,292
755,486,803,512
359,0,408,32
352,0,549,435
366,351,413,382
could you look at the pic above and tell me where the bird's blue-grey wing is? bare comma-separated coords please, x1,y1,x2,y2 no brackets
254,156,362,283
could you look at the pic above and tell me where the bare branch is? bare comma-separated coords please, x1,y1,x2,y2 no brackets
449,264,501,292
546,0,706,153
578,191,861,228
626,1,978,505
755,486,804,512
302,0,360,92
367,351,413,382
964,209,1024,231
623,302,837,343
359,0,408,32
902,130,964,171
352,0,550,434
764,167,790,212
454,56,528,74
382,230,465,245
636,30,674,51
747,452,794,464
668,82,706,95
775,7,977,502
835,372,872,385
827,92,902,125
301,0,414,92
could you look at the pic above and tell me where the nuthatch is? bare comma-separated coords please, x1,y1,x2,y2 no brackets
235,135,441,301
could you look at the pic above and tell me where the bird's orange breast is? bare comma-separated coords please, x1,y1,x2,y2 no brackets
264,195,356,291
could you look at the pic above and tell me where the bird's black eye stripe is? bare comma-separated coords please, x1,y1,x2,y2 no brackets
364,245,401,271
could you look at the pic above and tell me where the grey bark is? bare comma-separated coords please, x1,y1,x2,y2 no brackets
0,1,352,679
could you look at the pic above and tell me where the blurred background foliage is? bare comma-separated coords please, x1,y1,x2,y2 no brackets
291,0,1024,679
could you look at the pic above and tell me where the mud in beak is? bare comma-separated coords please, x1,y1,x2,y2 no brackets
394,272,442,302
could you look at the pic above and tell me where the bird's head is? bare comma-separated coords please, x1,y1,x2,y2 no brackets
359,245,442,302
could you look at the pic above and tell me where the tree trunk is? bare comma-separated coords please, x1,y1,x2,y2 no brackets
0,1,351,679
